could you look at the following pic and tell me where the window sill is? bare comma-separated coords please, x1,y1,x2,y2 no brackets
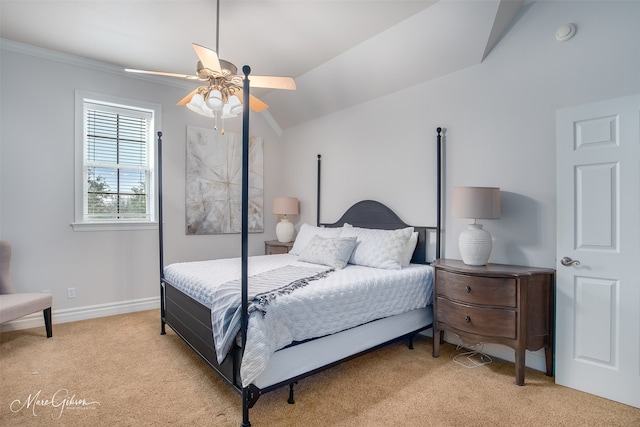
70,221,159,232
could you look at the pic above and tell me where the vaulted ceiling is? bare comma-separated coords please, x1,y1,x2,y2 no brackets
0,0,524,130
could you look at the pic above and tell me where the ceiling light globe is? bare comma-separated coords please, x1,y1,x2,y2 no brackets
188,93,204,107
206,89,224,111
200,103,215,118
228,95,243,115
186,93,207,115
221,103,237,118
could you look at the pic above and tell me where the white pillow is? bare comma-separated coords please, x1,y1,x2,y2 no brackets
340,224,414,270
298,235,357,269
400,232,419,267
289,223,343,255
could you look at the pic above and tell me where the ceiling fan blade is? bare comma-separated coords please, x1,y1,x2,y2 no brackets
177,88,199,106
249,95,269,113
248,75,296,90
192,43,221,73
125,68,202,81
236,89,269,112
249,94,269,112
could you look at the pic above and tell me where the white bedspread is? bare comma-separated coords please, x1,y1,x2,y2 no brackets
164,254,433,386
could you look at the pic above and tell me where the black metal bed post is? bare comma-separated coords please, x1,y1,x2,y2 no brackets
157,131,166,335
240,65,251,427
316,154,321,226
435,127,442,261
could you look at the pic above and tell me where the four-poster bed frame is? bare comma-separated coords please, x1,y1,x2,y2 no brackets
157,65,444,426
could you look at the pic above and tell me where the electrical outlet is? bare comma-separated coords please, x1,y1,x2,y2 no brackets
42,289,50,293
67,287,76,299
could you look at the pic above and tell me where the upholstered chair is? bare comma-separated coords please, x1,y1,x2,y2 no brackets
0,241,53,337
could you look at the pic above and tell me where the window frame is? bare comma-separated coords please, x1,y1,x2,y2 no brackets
72,90,161,231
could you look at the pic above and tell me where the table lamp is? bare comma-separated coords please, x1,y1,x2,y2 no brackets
452,186,501,265
272,197,299,242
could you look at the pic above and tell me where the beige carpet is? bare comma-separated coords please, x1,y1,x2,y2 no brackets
1,310,638,426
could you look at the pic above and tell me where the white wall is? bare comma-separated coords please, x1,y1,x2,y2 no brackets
282,0,640,268
280,1,640,370
0,43,285,325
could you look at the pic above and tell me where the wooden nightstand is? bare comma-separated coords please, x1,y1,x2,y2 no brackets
432,259,555,385
264,240,294,255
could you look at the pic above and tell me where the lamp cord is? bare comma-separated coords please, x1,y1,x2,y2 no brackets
452,343,493,368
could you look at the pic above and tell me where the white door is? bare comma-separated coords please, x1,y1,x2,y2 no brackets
556,93,640,408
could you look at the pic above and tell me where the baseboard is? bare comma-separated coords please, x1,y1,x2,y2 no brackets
419,330,548,373
4,299,547,373
0,296,160,333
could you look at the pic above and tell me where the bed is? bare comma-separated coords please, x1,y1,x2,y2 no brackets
157,67,444,427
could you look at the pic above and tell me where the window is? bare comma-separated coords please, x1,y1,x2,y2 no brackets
73,91,160,231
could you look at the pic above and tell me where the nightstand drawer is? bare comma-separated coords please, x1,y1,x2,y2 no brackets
436,297,516,339
436,270,516,307
264,240,294,255
267,245,290,255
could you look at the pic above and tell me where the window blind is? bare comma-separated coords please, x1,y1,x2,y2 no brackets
84,102,152,221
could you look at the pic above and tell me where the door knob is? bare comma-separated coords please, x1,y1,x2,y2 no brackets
561,256,580,267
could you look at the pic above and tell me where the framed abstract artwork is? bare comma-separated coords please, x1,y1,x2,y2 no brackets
185,125,264,234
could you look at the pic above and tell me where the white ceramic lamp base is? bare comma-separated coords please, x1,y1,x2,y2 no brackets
459,223,493,266
276,218,295,243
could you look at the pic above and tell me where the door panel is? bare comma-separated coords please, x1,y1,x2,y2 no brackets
574,276,616,365
556,93,640,408
575,162,617,250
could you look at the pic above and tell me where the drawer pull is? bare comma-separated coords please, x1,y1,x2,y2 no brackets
465,286,471,293
465,315,471,323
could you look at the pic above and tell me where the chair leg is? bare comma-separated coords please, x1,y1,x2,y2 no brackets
43,307,52,338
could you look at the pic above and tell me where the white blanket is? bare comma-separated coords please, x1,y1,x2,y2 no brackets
164,254,434,386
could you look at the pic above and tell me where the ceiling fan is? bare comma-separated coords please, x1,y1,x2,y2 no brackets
125,0,295,118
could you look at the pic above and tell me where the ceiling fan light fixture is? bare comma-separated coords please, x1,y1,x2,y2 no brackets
227,95,243,115
221,103,236,119
122,0,294,131
219,59,237,76
186,93,215,117
221,96,242,118
201,103,215,118
186,93,205,112
206,89,224,111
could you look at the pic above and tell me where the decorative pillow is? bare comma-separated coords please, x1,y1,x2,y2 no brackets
340,224,414,270
400,232,419,267
298,235,357,270
289,223,342,255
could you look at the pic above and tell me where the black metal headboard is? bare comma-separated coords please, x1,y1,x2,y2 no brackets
319,200,432,264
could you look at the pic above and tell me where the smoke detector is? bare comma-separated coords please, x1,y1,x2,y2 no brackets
556,23,577,42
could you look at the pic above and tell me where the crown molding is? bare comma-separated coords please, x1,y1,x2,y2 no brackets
0,38,193,90
1,38,284,136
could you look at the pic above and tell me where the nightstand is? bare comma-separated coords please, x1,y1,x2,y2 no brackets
432,259,555,385
264,240,294,255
